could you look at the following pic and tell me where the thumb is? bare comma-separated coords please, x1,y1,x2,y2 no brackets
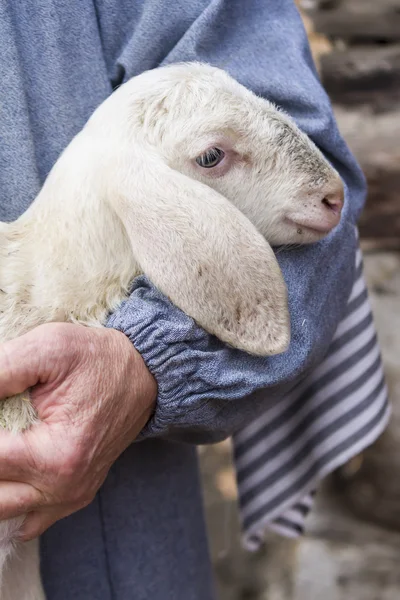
0,324,63,399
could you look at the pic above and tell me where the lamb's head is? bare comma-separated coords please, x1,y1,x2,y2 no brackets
175,89,344,246
112,62,344,246
81,63,345,356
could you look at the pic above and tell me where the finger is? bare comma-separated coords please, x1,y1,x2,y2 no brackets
0,481,44,520
19,504,77,541
0,422,48,481
18,510,57,541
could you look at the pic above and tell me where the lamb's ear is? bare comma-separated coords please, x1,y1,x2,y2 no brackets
111,156,290,356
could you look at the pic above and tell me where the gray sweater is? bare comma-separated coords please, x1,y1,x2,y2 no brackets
1,0,364,444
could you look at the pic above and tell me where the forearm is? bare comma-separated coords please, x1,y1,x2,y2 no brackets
107,0,365,442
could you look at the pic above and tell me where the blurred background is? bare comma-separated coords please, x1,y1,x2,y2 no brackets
199,1,400,598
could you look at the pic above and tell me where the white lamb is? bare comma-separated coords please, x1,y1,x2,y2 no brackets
0,63,343,599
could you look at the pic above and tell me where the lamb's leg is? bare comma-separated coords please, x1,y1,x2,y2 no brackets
1,536,45,600
0,394,45,599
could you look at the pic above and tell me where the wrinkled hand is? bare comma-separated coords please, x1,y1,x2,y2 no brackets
0,323,157,540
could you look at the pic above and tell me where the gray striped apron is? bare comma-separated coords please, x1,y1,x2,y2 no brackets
233,244,390,550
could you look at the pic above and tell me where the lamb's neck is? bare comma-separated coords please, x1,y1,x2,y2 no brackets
0,164,138,340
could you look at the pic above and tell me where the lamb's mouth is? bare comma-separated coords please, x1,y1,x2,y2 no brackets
285,217,337,236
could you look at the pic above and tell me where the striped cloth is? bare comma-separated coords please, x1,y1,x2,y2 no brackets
233,245,391,550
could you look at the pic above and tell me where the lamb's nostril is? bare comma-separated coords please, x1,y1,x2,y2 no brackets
322,191,344,216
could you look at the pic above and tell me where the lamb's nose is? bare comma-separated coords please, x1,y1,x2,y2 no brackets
321,187,344,218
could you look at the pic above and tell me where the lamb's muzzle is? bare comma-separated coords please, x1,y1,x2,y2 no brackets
286,176,344,234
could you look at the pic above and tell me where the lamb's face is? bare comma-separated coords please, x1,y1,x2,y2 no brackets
148,64,344,245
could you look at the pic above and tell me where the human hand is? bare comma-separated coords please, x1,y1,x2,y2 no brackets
0,323,157,540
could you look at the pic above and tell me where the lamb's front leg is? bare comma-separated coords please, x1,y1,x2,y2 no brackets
0,394,44,600
1,538,45,600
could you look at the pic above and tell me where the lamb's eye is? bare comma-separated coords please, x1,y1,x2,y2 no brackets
195,147,225,168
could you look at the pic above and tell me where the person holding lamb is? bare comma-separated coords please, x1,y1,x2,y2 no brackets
0,1,388,599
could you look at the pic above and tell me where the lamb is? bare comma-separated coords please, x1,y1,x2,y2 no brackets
0,62,343,599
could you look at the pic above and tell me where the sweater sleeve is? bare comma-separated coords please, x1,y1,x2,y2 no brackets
106,0,366,443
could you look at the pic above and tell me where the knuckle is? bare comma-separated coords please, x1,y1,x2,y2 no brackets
39,322,77,355
43,324,69,353
41,323,83,370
